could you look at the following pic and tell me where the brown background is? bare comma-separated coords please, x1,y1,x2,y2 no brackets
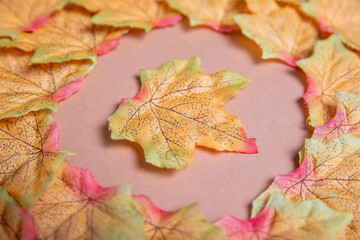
53,22,310,222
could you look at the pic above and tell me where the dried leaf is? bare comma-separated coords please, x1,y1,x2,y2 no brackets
313,92,360,142
0,188,37,240
217,192,351,240
251,134,360,239
234,0,318,66
301,0,360,51
70,0,182,32
0,110,70,209
0,48,94,119
32,163,146,240
5,6,128,64
108,57,257,169
297,35,360,127
134,195,224,240
0,0,67,39
165,0,249,32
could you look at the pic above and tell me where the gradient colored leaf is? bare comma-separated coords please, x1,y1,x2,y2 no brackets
234,0,318,66
0,48,94,119
313,92,360,142
70,0,182,32
165,0,249,32
0,110,70,209
31,163,146,240
0,188,37,240
252,134,360,239
108,57,257,169
6,6,128,64
217,192,351,240
0,0,67,39
297,35,360,127
301,0,360,51
134,195,224,240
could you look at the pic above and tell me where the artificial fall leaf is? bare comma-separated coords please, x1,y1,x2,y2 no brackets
6,6,128,64
0,188,38,240
0,0,67,39
297,35,360,127
301,0,360,51
216,192,351,240
69,0,182,32
233,0,318,66
0,110,70,209
251,134,360,239
108,57,257,169
313,92,360,143
0,48,94,119
165,0,249,32
245,0,279,15
31,163,146,240
133,195,224,240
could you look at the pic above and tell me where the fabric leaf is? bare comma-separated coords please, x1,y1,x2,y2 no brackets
251,134,360,239
134,195,224,240
301,0,360,51
233,1,318,66
297,35,360,127
70,0,182,32
0,110,70,209
5,6,128,64
108,57,257,169
0,0,67,39
246,0,279,15
0,48,94,119
31,163,146,240
217,192,351,240
165,0,249,32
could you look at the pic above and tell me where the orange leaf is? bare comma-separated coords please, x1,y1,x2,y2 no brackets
108,57,257,169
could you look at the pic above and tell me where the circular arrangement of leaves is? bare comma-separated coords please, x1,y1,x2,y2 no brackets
0,0,359,239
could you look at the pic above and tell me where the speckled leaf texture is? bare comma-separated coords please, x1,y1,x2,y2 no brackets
0,188,37,240
301,0,360,51
0,48,94,119
297,35,360,127
70,0,182,32
217,192,351,240
252,135,360,239
31,163,146,240
5,6,128,64
234,0,318,66
0,110,70,209
134,195,225,240
165,0,249,32
0,0,67,39
109,57,257,169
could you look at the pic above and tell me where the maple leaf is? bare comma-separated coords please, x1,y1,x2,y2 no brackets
297,35,360,127
216,192,351,240
0,0,67,39
251,134,360,239
0,188,38,240
133,194,225,240
0,110,70,209
233,0,318,66
313,92,360,143
108,57,257,169
301,0,360,51
0,48,94,119
31,163,146,240
246,0,279,15
4,6,128,64
165,0,249,32
69,0,182,32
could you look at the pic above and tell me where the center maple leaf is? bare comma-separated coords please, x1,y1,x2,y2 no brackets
109,57,257,169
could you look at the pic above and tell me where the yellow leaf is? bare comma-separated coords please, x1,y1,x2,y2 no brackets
109,57,257,169
246,0,279,14
0,48,94,119
297,35,360,126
